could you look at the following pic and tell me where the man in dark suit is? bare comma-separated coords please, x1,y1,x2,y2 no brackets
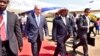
52,9,74,56
73,8,91,56
25,5,48,56
0,0,23,56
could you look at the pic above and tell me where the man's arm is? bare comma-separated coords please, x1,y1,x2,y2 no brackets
52,19,57,39
14,15,23,51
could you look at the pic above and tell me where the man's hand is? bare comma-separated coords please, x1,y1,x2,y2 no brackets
19,46,23,52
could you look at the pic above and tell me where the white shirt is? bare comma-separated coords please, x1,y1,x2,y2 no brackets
2,10,7,29
0,10,8,40
85,16,90,32
35,14,40,26
61,16,66,25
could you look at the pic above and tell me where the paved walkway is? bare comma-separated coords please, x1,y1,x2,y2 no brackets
19,21,100,56
47,21,100,56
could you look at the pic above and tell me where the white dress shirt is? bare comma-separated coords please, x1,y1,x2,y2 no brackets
85,16,90,32
35,14,40,26
2,10,7,29
0,10,8,40
61,16,66,25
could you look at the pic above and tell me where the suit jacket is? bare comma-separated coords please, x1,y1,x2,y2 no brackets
0,11,23,55
77,15,89,34
52,15,74,41
0,39,2,56
25,13,48,43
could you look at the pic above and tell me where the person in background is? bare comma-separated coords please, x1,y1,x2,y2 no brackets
25,5,48,56
0,0,23,56
71,12,78,52
20,13,28,37
96,18,100,34
87,21,96,37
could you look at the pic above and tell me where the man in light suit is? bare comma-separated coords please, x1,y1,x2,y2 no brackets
0,0,23,56
25,5,48,56
73,8,91,56
52,9,74,56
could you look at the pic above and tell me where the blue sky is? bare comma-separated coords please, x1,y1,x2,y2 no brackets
38,0,100,11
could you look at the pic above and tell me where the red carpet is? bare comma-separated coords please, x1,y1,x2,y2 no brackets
19,38,71,56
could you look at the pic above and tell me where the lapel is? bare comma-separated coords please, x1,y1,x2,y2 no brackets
31,13,38,27
38,15,43,27
32,14,43,27
82,15,87,23
7,11,11,36
82,15,86,20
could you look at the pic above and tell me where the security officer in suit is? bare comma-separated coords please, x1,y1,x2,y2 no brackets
73,8,91,56
0,0,23,56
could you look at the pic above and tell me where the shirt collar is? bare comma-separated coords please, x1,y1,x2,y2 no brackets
61,16,65,18
34,13,40,17
60,14,69,18
1,10,7,15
